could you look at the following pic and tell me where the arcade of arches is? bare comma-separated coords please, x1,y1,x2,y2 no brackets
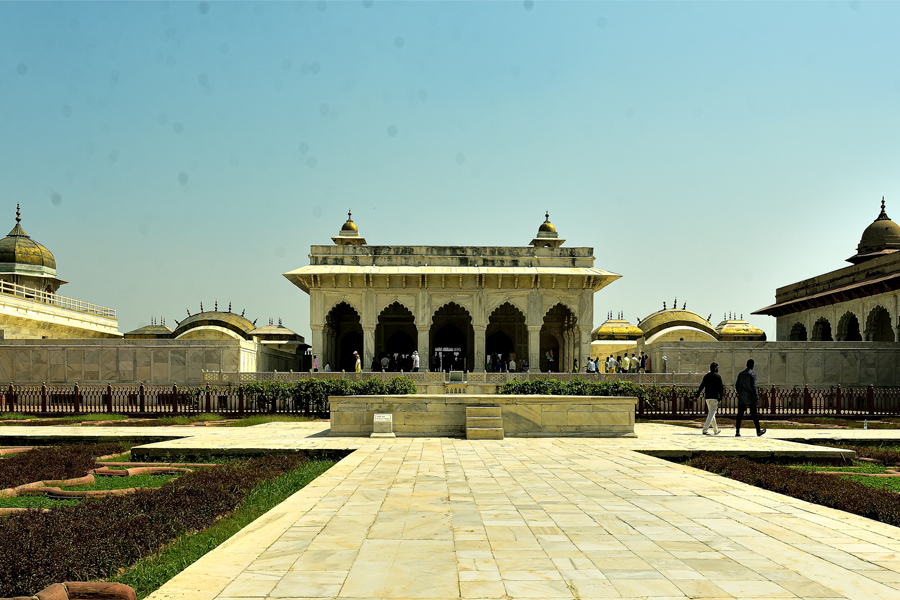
787,305,897,344
320,299,585,373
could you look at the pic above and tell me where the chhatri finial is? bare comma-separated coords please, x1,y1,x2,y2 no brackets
15,204,21,225
877,196,890,221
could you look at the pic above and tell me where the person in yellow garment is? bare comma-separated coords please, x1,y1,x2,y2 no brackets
354,350,361,373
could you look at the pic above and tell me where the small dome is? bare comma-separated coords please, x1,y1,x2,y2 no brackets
341,214,359,233
332,209,367,245
715,316,767,341
0,205,56,271
123,323,174,339
639,304,718,341
592,316,643,341
173,305,256,340
538,213,556,233
848,197,900,264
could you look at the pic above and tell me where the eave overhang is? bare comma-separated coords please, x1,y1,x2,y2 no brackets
753,272,900,318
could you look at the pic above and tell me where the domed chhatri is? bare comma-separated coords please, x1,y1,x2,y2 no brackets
639,302,718,343
332,209,367,246
530,211,565,248
592,314,643,341
715,315,767,341
0,204,65,293
847,197,900,264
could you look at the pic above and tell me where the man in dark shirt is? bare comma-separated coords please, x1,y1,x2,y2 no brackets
735,359,766,437
696,362,723,435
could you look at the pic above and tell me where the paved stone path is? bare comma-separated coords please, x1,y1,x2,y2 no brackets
3,423,900,599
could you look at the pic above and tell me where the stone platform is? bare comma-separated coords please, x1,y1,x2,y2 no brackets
328,394,637,438
2,423,899,599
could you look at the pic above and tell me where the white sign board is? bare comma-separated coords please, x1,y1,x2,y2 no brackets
374,413,392,423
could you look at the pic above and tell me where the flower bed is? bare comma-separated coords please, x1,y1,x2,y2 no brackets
0,453,313,597
0,443,124,490
686,454,900,528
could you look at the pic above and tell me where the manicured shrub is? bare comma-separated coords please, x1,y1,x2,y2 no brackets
837,445,900,465
0,443,124,490
686,454,900,528
0,453,309,597
500,378,651,402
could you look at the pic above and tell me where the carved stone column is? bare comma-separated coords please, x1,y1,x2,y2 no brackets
528,326,541,373
417,327,430,372
363,326,375,372
311,326,324,371
474,326,486,373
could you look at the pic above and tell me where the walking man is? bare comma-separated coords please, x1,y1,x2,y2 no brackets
353,350,362,374
695,362,722,435
735,359,766,437
412,351,419,372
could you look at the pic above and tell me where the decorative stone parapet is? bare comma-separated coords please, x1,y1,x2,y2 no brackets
329,394,637,438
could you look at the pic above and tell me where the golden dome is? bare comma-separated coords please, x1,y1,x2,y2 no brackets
848,197,900,264
538,212,556,233
715,315,767,341
639,303,718,341
340,209,359,232
592,315,643,341
0,205,56,271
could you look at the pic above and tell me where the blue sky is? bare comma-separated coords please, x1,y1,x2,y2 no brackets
2,1,899,339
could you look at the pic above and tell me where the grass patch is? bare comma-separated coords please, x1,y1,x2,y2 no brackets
0,496,79,509
0,413,38,421
224,415,315,427
67,473,178,492
112,459,335,599
100,452,133,463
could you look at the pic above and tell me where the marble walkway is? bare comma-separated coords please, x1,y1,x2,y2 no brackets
4,423,900,599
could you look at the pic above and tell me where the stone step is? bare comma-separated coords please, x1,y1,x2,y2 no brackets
466,406,501,418
466,416,502,429
467,427,504,440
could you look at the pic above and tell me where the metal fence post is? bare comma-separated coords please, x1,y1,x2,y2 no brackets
868,384,875,415
671,385,677,418
139,383,145,413
835,385,842,416
172,383,178,414
205,383,211,413
6,383,13,409
770,386,776,416
41,383,47,414
74,382,80,414
803,385,810,415
106,383,113,413
238,384,244,416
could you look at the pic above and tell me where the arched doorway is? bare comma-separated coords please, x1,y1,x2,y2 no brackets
324,302,363,372
486,302,527,372
375,302,417,371
866,306,894,342
789,322,807,342
430,302,474,372
811,318,833,342
836,312,862,342
541,303,578,372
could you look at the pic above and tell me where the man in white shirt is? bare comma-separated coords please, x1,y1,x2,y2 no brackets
412,351,420,372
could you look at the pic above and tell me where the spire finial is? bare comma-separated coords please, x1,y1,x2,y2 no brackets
214,300,218,311
347,209,353,222
200,302,203,312
278,317,282,326
878,196,890,221
544,211,550,222
228,301,231,313
15,204,21,225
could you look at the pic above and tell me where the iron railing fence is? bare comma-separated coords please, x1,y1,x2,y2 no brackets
636,384,894,419
0,382,894,420
0,383,329,418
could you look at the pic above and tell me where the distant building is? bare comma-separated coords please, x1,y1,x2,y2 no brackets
284,211,620,372
0,205,119,339
754,198,900,343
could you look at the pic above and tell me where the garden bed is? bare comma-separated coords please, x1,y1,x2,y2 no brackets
685,453,900,528
0,449,342,598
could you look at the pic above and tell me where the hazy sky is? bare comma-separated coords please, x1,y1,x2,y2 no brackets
2,1,899,340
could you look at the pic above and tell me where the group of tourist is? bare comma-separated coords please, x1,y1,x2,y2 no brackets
373,351,420,373
585,351,651,374
486,353,528,373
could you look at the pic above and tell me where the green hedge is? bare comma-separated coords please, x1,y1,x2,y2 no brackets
243,376,418,413
500,378,651,401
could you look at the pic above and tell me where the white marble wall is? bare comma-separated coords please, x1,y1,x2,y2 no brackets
775,290,900,342
645,341,900,387
0,339,248,384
